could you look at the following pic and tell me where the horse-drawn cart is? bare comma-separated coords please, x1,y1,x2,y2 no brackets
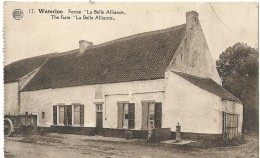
4,114,37,137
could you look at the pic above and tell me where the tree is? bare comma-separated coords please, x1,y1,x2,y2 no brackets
216,42,258,131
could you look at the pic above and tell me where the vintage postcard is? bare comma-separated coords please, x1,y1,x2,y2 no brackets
3,2,258,158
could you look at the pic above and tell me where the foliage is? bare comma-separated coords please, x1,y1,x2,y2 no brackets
216,42,258,131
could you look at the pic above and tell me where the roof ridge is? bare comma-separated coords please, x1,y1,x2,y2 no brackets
46,24,187,59
87,23,187,51
6,24,186,66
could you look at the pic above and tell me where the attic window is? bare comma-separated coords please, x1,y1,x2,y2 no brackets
181,54,183,61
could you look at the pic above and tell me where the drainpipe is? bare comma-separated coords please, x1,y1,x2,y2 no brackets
18,89,21,115
17,81,22,115
104,94,107,120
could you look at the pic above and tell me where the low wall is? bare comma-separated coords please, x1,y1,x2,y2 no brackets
38,126,224,141
38,126,96,136
98,128,148,139
171,132,223,141
37,126,171,141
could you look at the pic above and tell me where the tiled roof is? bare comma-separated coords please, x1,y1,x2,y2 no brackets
4,54,53,83
173,71,242,103
21,24,187,91
4,50,78,84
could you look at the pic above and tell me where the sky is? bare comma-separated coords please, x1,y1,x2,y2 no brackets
4,2,258,65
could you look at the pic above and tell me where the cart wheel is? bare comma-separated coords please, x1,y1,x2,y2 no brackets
4,118,13,137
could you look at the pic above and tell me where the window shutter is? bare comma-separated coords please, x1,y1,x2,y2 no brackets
128,103,135,129
222,111,226,134
117,103,123,128
53,105,57,125
64,106,68,126
155,102,162,128
142,102,149,129
80,105,84,126
67,105,72,126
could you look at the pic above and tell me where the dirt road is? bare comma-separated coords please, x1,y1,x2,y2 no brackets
4,133,258,158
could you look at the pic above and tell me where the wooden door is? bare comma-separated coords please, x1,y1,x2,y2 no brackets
223,112,239,140
96,112,103,128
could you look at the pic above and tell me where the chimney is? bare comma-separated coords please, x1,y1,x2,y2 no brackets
186,11,199,29
79,40,93,53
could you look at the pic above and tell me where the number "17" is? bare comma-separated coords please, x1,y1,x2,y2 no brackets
29,9,35,13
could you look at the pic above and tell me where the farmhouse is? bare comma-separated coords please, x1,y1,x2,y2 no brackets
4,11,243,140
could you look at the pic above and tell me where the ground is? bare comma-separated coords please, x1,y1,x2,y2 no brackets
4,132,259,158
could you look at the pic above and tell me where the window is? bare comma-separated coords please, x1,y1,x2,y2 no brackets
59,106,65,124
53,104,84,126
96,104,102,111
142,102,162,129
148,103,155,128
123,104,129,128
74,105,80,125
117,103,135,129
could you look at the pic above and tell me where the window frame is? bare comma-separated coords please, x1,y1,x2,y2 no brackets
117,102,135,129
58,105,65,126
123,103,129,129
148,102,155,128
53,104,84,126
73,104,81,126
96,104,103,112
142,101,162,129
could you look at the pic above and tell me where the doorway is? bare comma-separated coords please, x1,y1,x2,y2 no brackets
223,112,239,140
96,104,103,135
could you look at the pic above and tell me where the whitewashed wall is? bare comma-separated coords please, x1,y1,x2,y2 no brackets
4,82,19,115
167,13,222,85
164,72,242,134
20,72,242,134
20,79,165,128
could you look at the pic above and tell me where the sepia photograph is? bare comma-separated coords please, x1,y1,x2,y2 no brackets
3,2,259,158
